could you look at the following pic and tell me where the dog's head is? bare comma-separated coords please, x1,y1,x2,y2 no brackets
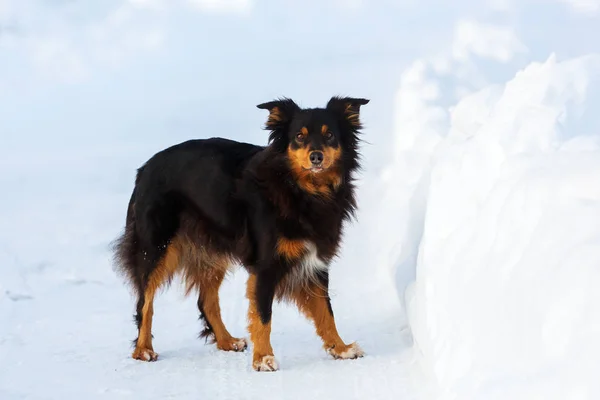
257,96,369,196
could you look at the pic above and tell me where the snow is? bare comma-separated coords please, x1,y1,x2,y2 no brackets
399,54,600,399
3,1,600,399
0,145,421,399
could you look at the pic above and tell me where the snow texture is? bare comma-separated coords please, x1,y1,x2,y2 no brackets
400,54,600,399
0,149,420,399
2,1,600,399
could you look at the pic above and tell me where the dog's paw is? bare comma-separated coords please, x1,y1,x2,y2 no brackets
253,355,279,372
327,342,365,360
217,337,247,352
132,347,159,362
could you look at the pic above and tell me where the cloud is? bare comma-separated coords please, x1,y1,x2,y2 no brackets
28,36,88,83
86,3,166,69
0,0,253,83
127,0,166,8
452,20,528,63
0,0,24,41
0,1,167,82
0,0,10,19
330,0,365,10
186,0,252,13
557,0,600,14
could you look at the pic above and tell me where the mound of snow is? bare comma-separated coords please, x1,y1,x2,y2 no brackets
404,53,600,399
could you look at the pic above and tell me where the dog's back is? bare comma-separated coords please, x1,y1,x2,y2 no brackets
114,137,262,284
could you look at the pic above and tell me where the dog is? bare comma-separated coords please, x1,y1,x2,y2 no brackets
112,96,369,371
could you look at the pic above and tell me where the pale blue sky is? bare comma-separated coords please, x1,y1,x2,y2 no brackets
0,0,598,174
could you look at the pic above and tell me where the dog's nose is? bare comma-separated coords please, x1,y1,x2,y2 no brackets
310,151,324,165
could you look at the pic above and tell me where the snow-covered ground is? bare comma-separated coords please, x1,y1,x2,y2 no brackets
2,1,600,399
0,142,424,399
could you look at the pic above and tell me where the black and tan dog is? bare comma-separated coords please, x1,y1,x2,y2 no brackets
112,96,369,371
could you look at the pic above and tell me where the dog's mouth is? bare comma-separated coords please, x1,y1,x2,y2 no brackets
304,165,324,173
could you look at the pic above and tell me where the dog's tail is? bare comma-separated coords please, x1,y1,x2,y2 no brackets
111,167,145,299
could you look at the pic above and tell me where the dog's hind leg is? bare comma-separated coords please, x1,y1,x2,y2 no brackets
198,266,247,352
184,251,247,352
132,243,181,361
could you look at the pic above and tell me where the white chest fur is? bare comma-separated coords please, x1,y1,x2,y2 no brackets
285,241,329,289
299,241,328,274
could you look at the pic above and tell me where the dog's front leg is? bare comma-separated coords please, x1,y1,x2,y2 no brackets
246,270,279,371
293,271,365,360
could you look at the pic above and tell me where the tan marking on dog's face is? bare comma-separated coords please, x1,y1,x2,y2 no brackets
287,145,343,197
287,122,344,197
287,133,342,171
287,146,313,171
321,146,341,169
321,167,343,191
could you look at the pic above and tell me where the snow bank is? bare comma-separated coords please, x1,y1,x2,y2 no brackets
404,54,600,399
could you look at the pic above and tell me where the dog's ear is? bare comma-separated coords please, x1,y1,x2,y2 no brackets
326,96,370,129
257,98,300,135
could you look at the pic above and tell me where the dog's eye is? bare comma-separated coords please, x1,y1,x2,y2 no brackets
296,133,305,141
324,132,333,140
